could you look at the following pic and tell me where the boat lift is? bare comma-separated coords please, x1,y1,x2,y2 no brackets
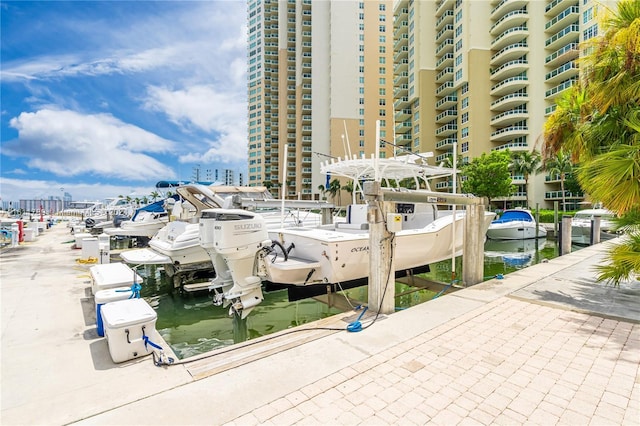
363,182,489,315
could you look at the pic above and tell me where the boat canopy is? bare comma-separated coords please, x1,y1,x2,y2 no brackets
320,153,455,195
493,209,534,223
130,194,180,221
573,209,616,220
155,180,221,188
175,184,274,215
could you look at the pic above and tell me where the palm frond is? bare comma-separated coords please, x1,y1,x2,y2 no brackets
578,144,640,214
594,231,640,285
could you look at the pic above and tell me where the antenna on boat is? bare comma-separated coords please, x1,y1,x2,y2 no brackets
451,140,458,282
342,121,353,159
281,144,287,227
380,139,433,164
375,121,380,182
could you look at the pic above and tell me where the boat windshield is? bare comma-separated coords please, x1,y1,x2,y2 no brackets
574,212,615,221
67,202,101,209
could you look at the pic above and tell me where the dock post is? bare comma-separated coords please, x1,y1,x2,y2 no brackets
561,215,572,255
554,201,559,237
462,203,485,286
321,207,332,225
591,216,601,245
364,181,395,315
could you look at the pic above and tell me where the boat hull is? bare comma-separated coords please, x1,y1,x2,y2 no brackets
106,219,168,238
571,209,617,245
486,222,547,240
263,212,494,286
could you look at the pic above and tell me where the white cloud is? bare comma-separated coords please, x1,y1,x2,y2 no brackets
5,109,177,180
0,1,249,203
143,84,247,163
0,2,247,86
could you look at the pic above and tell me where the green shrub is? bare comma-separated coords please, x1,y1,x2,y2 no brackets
534,209,577,223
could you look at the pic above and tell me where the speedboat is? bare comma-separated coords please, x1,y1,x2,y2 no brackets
198,154,496,318
119,184,326,286
486,208,546,240
105,195,179,239
571,208,617,245
60,201,104,219
85,197,136,232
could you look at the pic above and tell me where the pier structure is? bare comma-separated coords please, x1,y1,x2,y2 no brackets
0,222,637,425
364,181,490,315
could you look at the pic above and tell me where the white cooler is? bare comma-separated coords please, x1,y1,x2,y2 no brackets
95,287,134,337
82,237,99,259
90,262,143,295
23,228,37,242
101,298,158,363
74,232,92,248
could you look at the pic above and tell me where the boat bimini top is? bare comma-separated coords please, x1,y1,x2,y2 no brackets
320,153,455,195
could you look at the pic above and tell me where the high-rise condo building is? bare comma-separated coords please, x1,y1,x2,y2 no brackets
393,0,615,209
247,0,615,207
246,0,395,200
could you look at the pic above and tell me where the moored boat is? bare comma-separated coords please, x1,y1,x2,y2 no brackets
105,195,180,239
571,208,617,245
486,208,546,240
198,153,495,318
119,184,327,285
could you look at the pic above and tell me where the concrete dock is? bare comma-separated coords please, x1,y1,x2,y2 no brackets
1,222,638,425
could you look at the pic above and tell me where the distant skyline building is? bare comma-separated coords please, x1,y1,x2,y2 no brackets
246,0,396,199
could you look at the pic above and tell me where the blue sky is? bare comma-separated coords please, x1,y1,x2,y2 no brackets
1,0,248,205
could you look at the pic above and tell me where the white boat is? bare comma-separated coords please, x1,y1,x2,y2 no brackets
198,154,495,318
571,208,617,245
60,201,104,219
119,185,327,284
85,198,136,232
105,196,178,239
486,208,546,240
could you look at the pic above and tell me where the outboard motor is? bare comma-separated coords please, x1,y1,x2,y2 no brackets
112,214,129,228
199,209,271,318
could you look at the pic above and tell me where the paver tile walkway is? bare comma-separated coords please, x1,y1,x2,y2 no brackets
226,298,639,425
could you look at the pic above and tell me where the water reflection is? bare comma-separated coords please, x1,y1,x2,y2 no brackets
484,238,552,269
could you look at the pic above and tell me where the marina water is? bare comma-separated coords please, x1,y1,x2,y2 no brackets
131,238,570,359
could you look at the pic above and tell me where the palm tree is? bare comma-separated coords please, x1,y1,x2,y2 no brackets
511,150,542,208
579,130,640,215
150,191,160,201
580,0,640,116
328,179,342,205
543,0,640,285
342,180,355,204
542,84,591,161
317,184,327,200
543,150,573,212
